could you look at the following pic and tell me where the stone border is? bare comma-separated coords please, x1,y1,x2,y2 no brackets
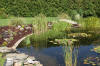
4,52,43,66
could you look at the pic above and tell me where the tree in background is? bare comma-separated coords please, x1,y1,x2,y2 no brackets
0,0,99,17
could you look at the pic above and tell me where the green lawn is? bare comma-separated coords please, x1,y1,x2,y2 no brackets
0,17,59,26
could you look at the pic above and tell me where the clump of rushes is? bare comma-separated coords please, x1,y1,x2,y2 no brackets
78,17,100,32
31,19,71,42
31,14,72,42
32,14,48,35
9,18,25,26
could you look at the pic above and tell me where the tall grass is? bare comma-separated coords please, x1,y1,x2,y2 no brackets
31,19,71,42
78,17,100,32
31,14,72,42
32,14,48,35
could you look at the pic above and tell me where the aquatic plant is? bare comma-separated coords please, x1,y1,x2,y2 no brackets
68,33,92,38
93,46,100,53
55,39,77,44
32,14,48,35
83,56,99,66
62,39,78,66
31,16,71,42
64,44,78,66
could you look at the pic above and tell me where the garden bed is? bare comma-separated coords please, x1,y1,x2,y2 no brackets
0,24,32,47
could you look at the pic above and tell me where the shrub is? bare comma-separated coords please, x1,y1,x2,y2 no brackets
69,10,79,20
0,8,8,19
2,41,8,46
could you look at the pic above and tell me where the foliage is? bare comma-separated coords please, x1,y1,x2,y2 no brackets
32,14,48,35
58,13,71,19
68,33,92,38
68,10,79,20
93,46,100,53
31,20,71,42
0,0,99,17
0,53,5,66
19,36,31,47
55,39,77,44
0,8,8,19
9,18,25,26
83,57,98,65
1,41,8,46
63,39,78,66
78,17,100,31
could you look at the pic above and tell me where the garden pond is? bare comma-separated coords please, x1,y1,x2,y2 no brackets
15,38,100,66
0,16,100,66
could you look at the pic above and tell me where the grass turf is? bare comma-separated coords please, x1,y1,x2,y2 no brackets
0,17,59,26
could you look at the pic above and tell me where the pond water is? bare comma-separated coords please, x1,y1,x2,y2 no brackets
17,40,100,66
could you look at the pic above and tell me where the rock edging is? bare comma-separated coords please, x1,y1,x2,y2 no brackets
4,52,43,66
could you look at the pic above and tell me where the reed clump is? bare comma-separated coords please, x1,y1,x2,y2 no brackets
32,14,48,35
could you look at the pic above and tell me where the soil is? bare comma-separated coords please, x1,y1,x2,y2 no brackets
0,24,32,47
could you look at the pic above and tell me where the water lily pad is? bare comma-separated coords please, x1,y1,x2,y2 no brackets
83,56,100,66
92,63,96,66
55,39,77,45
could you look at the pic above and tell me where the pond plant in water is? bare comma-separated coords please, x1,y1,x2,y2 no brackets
93,46,100,54
0,13,100,66
62,39,78,66
83,56,99,66
55,38,78,66
82,42,100,66
30,14,72,43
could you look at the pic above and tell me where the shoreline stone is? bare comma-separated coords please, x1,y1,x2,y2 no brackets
0,47,16,53
4,52,43,66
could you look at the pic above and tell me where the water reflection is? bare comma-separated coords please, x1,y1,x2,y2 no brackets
17,46,64,66
17,36,100,66
63,41,78,66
